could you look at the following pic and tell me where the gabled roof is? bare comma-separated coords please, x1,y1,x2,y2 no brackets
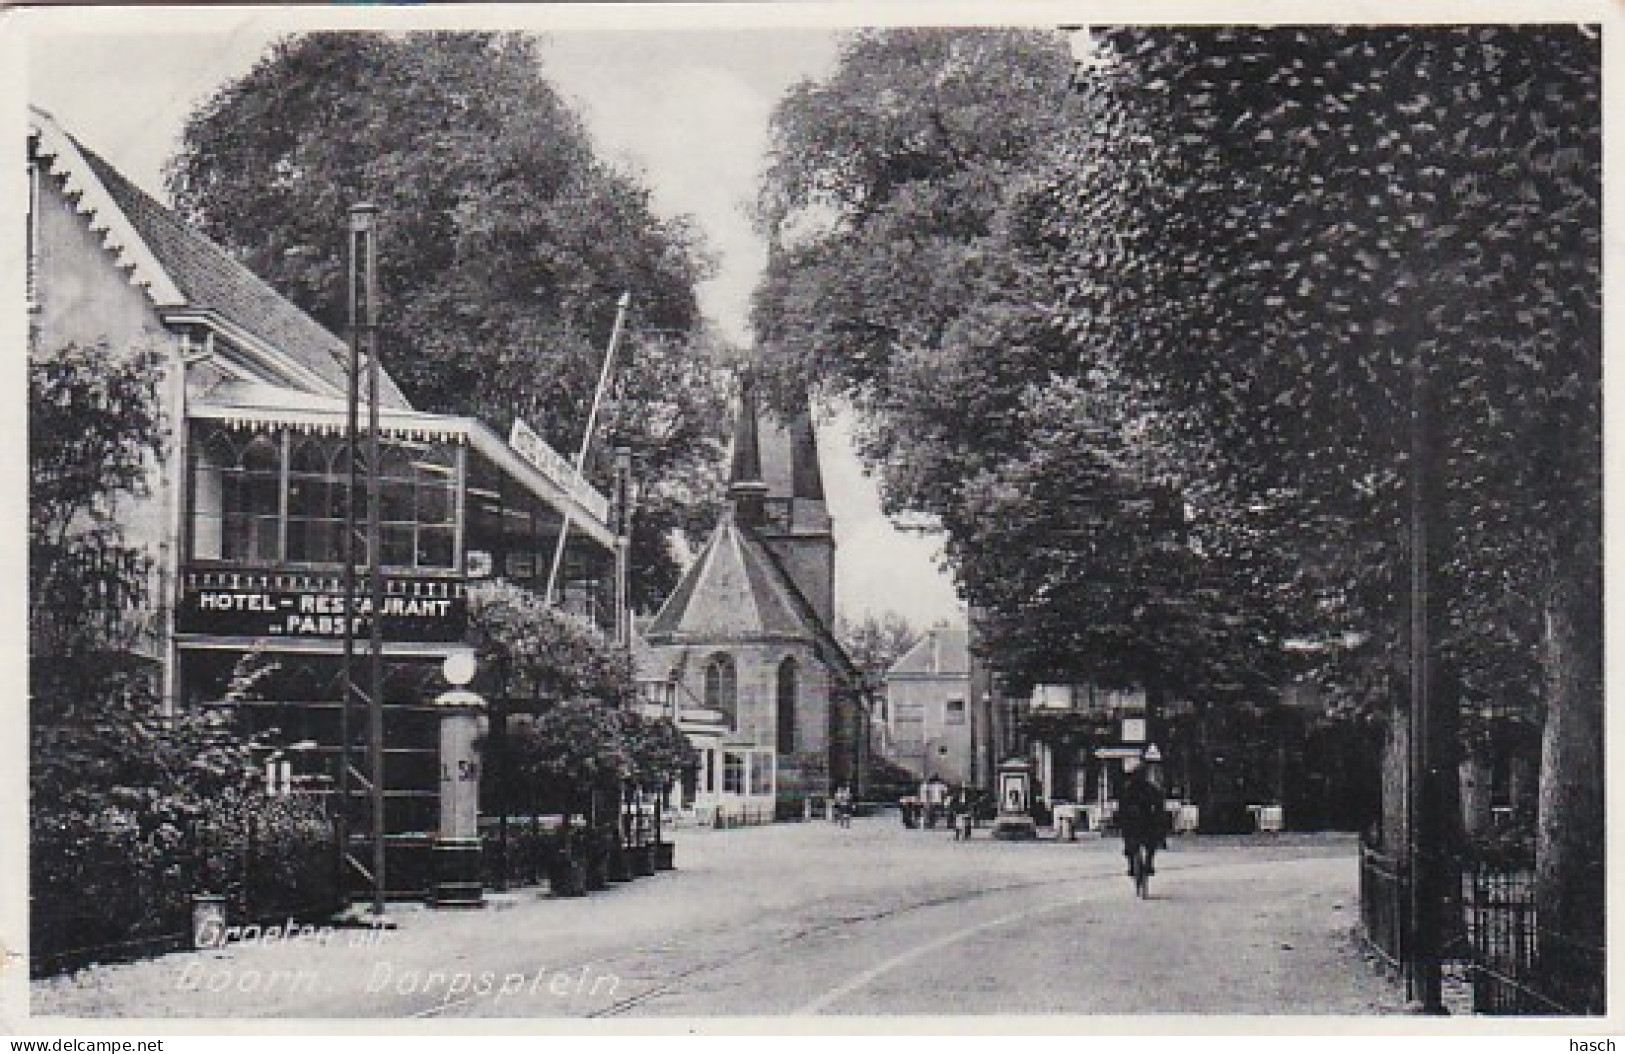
890,625,970,679
644,510,862,683
645,512,820,642
29,105,410,409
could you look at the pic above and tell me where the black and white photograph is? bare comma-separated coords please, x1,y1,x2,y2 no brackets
8,1,1609,1030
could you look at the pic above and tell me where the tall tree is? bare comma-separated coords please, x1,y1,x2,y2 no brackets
168,31,730,600
1046,26,1600,998
754,29,1294,705
758,27,1601,1001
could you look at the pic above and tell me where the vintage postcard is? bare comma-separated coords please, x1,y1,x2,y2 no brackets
2,0,1614,1038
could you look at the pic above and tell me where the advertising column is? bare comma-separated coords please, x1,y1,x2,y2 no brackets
434,650,486,907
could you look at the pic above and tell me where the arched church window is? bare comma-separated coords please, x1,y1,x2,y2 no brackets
704,653,737,726
776,657,798,754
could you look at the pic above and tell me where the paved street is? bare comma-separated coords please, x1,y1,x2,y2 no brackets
32,819,1407,1019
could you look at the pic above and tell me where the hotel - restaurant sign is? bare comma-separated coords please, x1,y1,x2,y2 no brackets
177,569,466,642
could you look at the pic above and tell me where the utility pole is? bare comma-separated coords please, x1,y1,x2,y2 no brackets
1407,327,1444,1013
341,203,387,916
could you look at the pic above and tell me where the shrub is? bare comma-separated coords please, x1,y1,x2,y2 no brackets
30,658,337,972
465,581,636,705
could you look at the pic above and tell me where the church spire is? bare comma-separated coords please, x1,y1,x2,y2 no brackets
727,371,769,527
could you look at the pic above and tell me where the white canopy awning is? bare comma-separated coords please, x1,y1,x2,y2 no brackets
191,381,613,548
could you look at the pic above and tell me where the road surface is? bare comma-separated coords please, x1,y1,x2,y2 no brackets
30,818,1407,1019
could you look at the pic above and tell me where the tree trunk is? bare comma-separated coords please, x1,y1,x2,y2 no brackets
1380,703,1410,854
1534,550,1604,1011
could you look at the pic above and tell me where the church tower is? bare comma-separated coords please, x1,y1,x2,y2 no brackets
639,373,868,820
741,377,837,626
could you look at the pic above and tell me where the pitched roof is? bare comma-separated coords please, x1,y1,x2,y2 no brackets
890,625,971,678
645,512,819,642
30,106,410,409
644,510,861,682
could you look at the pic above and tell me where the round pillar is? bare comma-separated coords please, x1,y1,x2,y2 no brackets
433,686,486,907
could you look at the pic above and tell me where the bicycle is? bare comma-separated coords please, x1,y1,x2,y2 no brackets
1128,841,1152,899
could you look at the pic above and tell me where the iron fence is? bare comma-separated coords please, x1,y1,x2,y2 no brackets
1464,862,1605,1016
1359,838,1409,972
1363,841,1605,1016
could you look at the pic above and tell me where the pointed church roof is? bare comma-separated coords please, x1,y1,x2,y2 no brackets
645,511,821,643
644,505,864,689
760,409,825,502
729,374,829,532
758,408,829,532
728,373,764,489
644,375,861,685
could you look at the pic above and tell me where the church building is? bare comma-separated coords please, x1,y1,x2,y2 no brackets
639,379,870,821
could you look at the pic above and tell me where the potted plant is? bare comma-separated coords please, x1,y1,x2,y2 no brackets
583,823,612,890
627,714,696,872
547,826,587,897
466,583,641,896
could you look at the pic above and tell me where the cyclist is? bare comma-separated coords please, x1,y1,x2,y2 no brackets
1117,756,1170,883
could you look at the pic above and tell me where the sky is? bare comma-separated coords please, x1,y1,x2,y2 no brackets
22,9,967,630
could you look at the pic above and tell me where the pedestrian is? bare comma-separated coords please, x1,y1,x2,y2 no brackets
1117,757,1171,880
834,784,853,828
924,774,948,829
952,788,974,841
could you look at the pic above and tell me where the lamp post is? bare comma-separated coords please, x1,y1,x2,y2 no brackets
341,202,386,918
613,446,633,647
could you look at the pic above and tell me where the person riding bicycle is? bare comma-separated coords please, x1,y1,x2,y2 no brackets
1117,757,1170,879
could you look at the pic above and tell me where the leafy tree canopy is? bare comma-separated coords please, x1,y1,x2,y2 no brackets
756,23,1601,968
168,31,733,604
753,29,1297,701
29,338,166,658
835,609,923,689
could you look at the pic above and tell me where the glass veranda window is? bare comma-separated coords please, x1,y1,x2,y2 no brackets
190,424,458,570
192,430,281,562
